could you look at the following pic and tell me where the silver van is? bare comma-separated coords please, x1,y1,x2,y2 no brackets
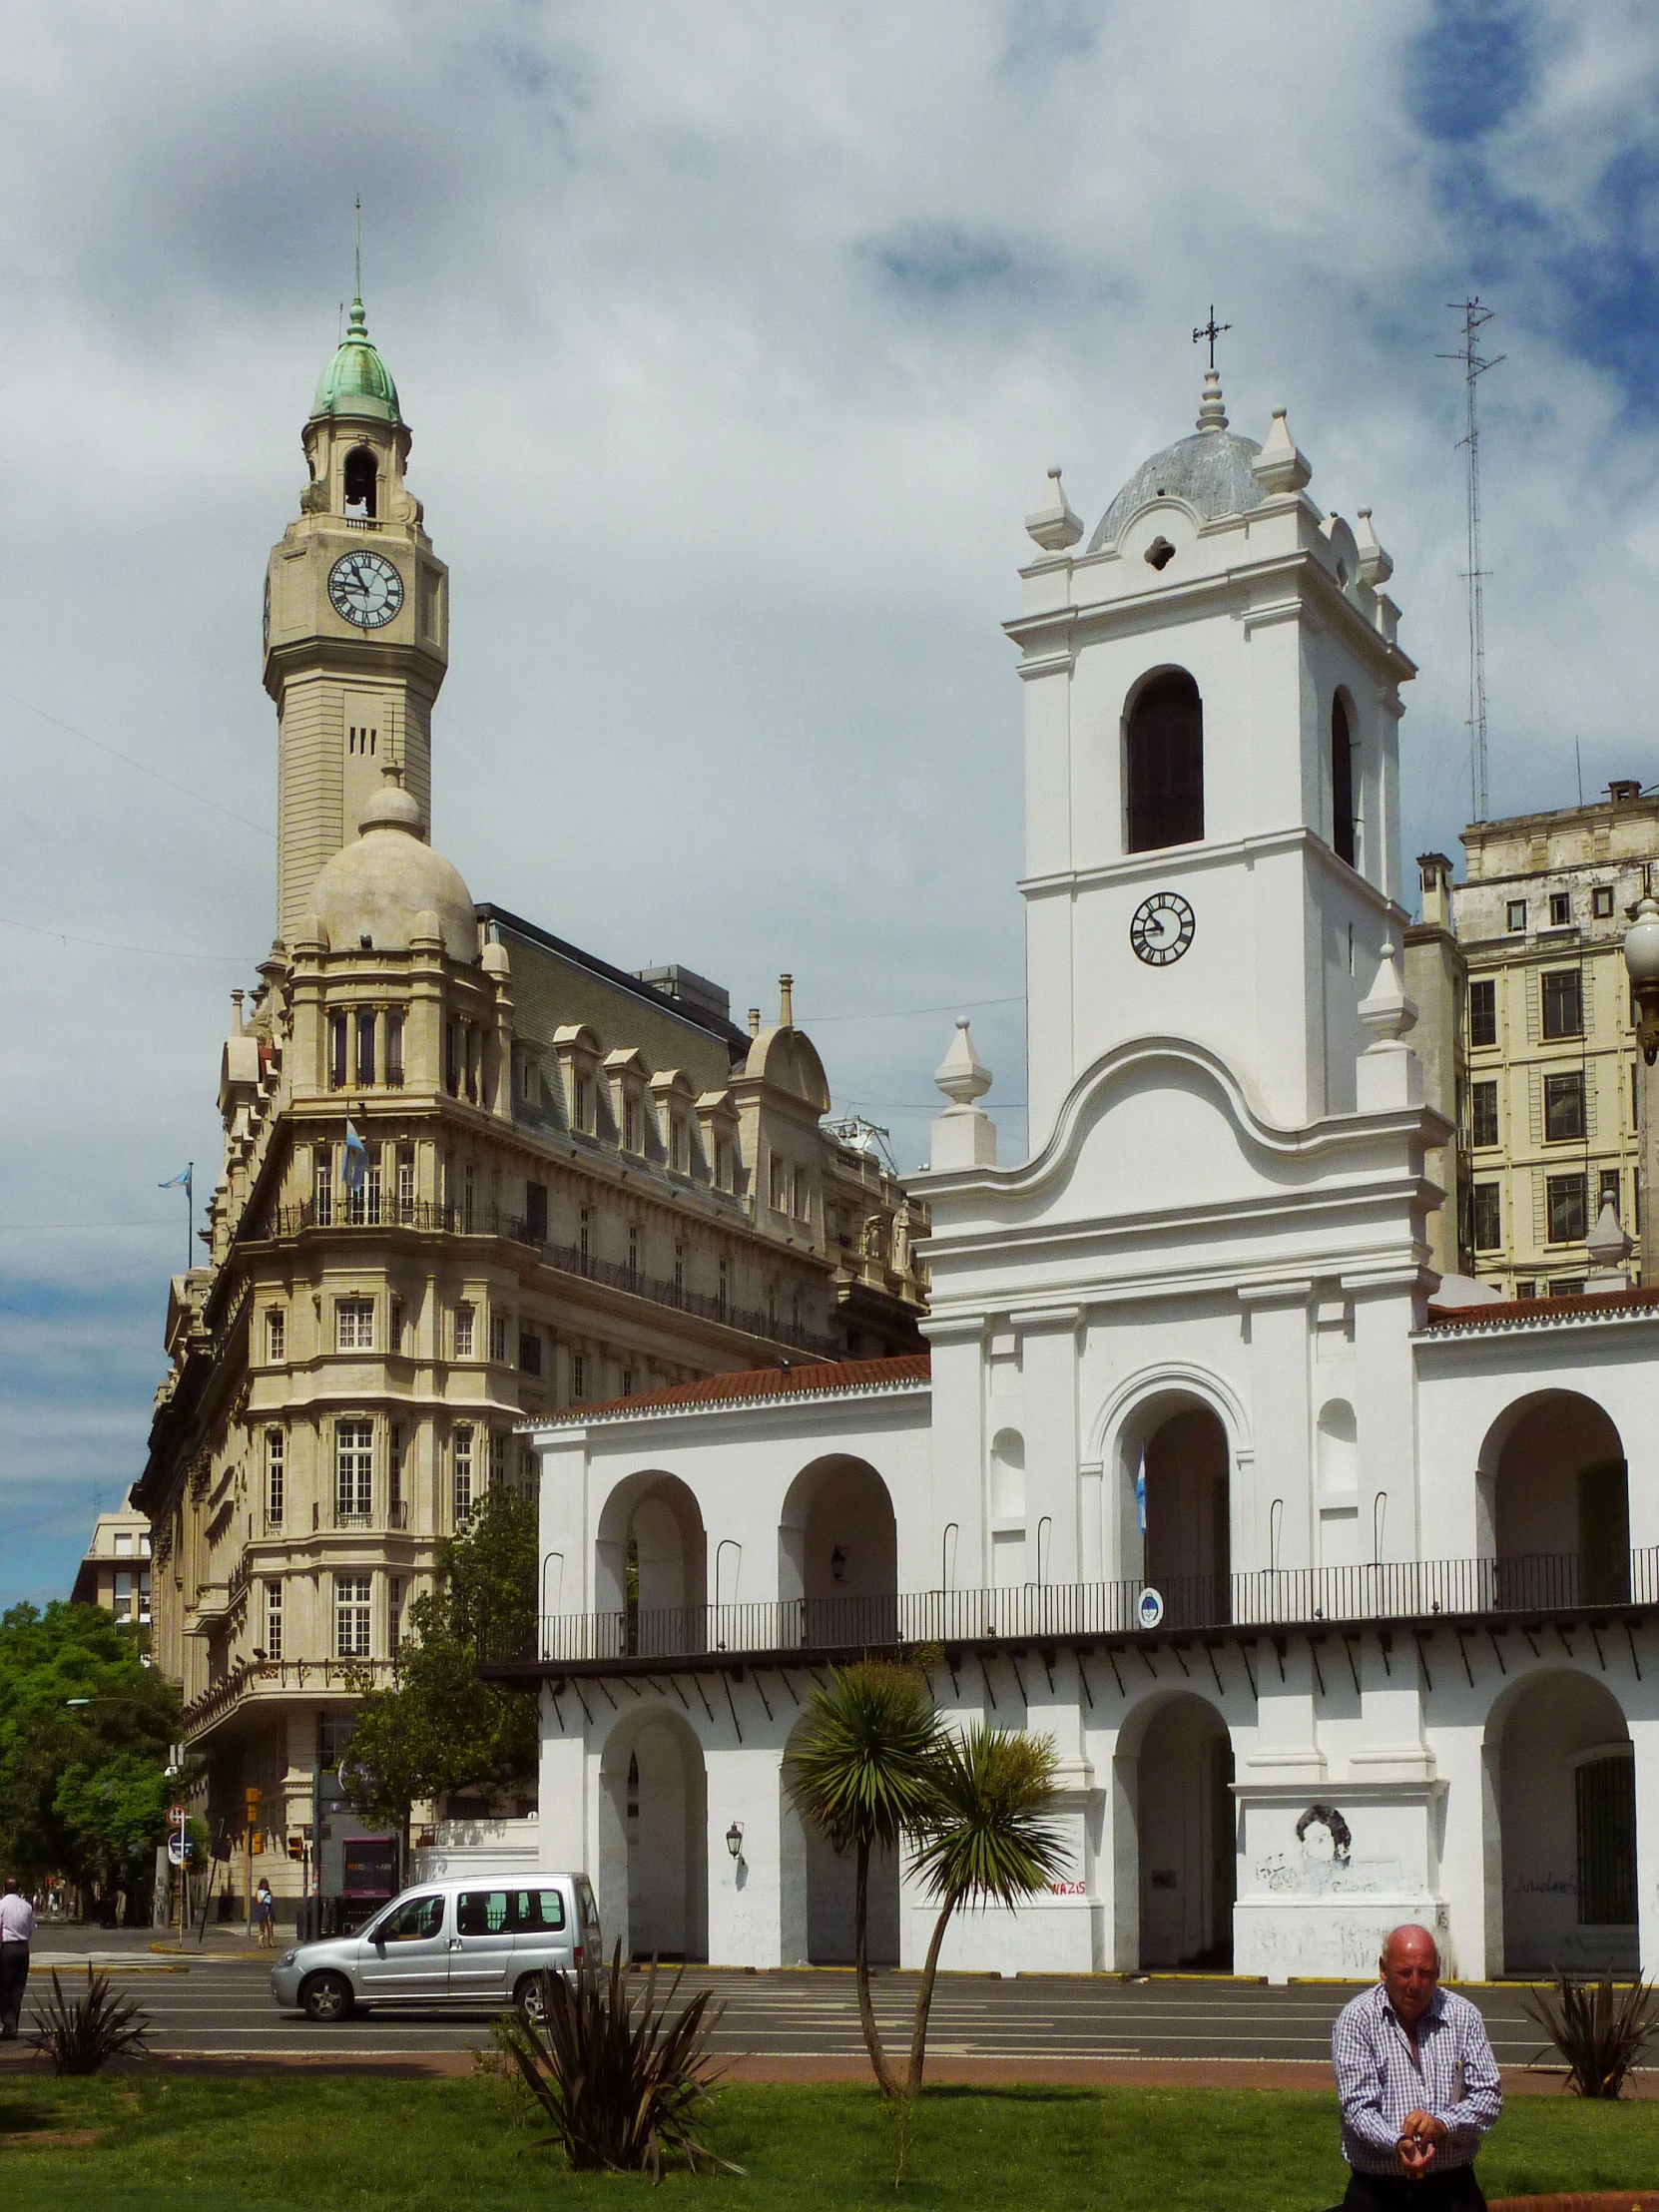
270,1873,601,2023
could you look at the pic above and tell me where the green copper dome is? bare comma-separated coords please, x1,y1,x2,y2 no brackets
310,295,401,424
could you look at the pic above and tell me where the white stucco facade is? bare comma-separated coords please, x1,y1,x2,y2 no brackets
517,372,1659,1982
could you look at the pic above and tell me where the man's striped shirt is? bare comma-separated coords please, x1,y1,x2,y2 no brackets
1332,1979,1502,2177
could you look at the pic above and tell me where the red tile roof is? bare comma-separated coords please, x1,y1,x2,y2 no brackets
566,1352,931,1421
1424,1282,1659,1333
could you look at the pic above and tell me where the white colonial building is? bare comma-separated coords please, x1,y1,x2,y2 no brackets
508,369,1659,1983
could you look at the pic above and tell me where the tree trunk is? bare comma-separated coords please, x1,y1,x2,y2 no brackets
905,1893,959,2095
853,1837,900,2097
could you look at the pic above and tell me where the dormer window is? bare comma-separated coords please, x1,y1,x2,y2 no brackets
343,445,378,520
1125,670,1204,852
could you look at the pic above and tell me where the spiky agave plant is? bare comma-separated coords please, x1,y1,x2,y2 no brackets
29,1966,151,2075
496,1944,740,2181
1522,1966,1659,2097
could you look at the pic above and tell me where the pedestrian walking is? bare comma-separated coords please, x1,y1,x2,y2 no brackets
254,1878,276,1948
0,1876,37,2038
1330,1924,1502,2209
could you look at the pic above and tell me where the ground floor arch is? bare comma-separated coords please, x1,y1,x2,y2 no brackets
778,1713,899,1966
1121,1693,1236,1968
1490,1668,1637,1973
597,1707,708,1962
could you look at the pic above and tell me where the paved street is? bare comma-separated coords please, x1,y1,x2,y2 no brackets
13,1930,1560,2065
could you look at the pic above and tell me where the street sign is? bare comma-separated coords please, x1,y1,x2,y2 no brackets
167,1833,194,1867
168,1805,188,1826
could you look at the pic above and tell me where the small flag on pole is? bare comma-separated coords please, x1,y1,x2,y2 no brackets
1135,1458,1147,1535
342,1121,367,1195
159,1164,194,1269
158,1167,191,1190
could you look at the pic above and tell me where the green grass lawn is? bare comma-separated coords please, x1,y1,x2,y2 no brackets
1,2072,1656,2212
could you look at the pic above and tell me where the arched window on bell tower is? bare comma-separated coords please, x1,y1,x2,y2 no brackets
1331,693,1356,868
1125,670,1204,853
343,445,378,521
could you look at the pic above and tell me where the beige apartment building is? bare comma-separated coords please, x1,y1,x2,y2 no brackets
70,1507,153,1622
132,291,925,1915
1406,780,1659,1299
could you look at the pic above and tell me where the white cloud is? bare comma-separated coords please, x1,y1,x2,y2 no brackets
1,0,1655,1598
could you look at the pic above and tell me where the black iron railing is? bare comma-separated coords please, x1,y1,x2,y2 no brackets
252,1201,836,1360
484,1547,1659,1668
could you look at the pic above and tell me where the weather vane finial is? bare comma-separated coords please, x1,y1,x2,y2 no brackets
1193,304,1232,369
354,195,362,304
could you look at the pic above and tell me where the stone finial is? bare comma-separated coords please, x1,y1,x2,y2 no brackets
1355,508,1393,588
1025,466,1083,553
1586,1198,1633,1271
1251,407,1312,495
748,1007,761,1038
934,1017,991,1105
1196,368,1229,432
930,1019,996,1171
1359,940,1418,1045
780,973,794,1027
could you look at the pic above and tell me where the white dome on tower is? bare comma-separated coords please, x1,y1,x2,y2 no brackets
306,767,477,962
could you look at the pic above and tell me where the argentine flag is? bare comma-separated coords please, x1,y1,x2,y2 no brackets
1135,1456,1147,1535
343,1121,368,1195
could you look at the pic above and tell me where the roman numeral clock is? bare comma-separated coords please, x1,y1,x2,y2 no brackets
1129,891,1196,967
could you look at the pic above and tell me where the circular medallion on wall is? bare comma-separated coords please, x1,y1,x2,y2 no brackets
1129,891,1196,967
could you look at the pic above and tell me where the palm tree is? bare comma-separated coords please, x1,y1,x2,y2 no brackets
786,1661,941,2097
903,1725,1066,2093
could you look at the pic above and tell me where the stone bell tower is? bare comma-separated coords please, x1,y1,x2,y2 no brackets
263,285,449,943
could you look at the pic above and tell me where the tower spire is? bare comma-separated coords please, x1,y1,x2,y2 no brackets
354,195,362,308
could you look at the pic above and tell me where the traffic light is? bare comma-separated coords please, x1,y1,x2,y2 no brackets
252,1832,264,1855
287,1836,303,1862
245,1787,262,1817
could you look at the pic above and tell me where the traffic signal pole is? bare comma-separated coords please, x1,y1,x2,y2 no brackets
245,1787,262,1935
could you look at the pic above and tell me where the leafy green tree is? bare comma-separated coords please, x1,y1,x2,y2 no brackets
0,1600,182,1919
785,1661,941,2098
903,1724,1065,2092
341,1483,537,1847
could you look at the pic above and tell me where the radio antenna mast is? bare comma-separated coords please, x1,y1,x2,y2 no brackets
1438,299,1503,822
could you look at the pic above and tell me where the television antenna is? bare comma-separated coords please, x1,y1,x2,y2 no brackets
1438,299,1504,822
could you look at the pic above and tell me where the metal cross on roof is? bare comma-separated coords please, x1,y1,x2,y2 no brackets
1193,305,1233,368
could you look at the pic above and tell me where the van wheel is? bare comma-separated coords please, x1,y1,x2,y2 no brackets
301,1971,355,2023
514,1972,550,2026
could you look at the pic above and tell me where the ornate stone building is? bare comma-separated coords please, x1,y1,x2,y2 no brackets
133,291,924,1910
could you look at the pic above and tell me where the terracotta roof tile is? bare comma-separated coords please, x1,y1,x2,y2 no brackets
1424,1283,1659,1333
565,1353,931,1422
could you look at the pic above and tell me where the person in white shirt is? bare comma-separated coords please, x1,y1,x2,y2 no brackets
0,1876,36,2038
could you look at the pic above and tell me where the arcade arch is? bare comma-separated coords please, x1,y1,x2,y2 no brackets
1488,1669,1637,1973
779,1455,897,1644
1117,1694,1236,1969
1479,1393,1629,1606
1115,1389,1232,1628
598,1707,708,1964
595,1470,708,1656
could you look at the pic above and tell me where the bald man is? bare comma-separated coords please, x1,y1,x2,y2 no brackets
1330,1924,1502,2209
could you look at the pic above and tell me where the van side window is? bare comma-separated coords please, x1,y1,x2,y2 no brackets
379,1894,444,1941
457,1891,510,1936
514,1888,566,1932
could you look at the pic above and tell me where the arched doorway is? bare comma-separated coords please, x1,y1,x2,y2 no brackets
780,1714,900,1967
1120,1397,1231,1628
1130,1695,1235,1968
779,1456,897,1647
598,1709,709,1963
1483,1394,1629,1608
595,1471,708,1657
1490,1671,1637,1973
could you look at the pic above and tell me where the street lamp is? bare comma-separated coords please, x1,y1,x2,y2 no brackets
726,1821,745,1863
1623,894,1659,1287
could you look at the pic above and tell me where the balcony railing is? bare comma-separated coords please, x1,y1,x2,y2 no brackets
482,1547,1659,1670
255,1201,838,1360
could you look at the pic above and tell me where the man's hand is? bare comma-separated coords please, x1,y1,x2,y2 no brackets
1395,2110,1447,2176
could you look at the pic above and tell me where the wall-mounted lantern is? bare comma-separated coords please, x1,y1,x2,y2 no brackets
726,1820,745,1861
830,1545,846,1582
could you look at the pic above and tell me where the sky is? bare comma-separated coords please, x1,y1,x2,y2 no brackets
4,0,1659,1605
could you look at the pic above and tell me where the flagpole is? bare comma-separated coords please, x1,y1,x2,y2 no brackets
186,1163,194,1270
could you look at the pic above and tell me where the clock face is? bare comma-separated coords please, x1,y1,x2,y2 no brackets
327,549,404,630
1129,891,1196,967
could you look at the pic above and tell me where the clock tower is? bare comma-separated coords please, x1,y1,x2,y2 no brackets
264,289,449,943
